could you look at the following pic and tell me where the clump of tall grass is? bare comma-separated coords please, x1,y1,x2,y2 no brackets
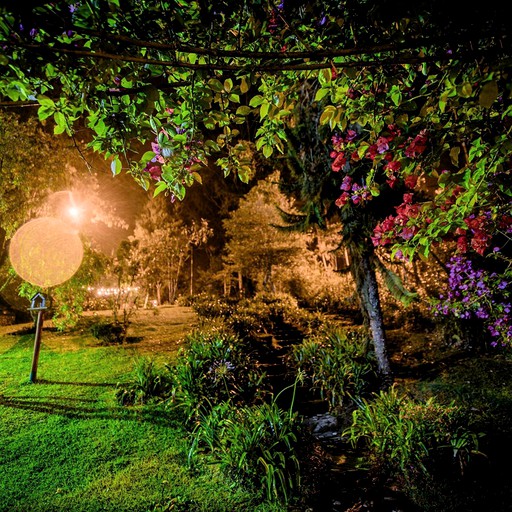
115,357,173,405
291,327,378,410
345,385,484,480
168,329,267,422
189,384,302,505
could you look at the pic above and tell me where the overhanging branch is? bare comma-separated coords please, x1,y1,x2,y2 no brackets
3,41,457,71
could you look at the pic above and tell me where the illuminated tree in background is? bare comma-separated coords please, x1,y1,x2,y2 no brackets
223,172,305,295
1,0,511,378
129,195,188,305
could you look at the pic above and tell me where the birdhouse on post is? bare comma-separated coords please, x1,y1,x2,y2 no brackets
28,293,47,383
30,293,47,311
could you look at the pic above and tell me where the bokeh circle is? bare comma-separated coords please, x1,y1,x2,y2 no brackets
9,217,84,288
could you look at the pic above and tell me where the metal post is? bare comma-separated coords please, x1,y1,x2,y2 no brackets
29,309,44,383
28,293,47,384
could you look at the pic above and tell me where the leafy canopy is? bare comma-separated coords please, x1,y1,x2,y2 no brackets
1,0,511,342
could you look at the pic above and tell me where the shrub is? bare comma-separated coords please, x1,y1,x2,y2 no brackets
189,395,301,504
345,385,483,480
186,293,235,319
115,357,173,405
226,311,265,338
168,330,266,422
89,320,126,344
291,328,378,409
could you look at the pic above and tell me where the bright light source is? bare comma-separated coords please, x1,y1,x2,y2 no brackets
68,206,82,220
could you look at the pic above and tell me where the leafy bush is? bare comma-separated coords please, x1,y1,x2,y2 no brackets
168,329,266,421
291,328,378,409
345,385,483,480
185,293,235,319
225,311,265,338
115,357,173,405
89,320,126,344
189,396,301,504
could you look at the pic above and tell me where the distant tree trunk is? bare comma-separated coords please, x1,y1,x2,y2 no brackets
189,245,194,295
167,255,172,303
238,271,243,298
156,283,162,305
349,244,392,381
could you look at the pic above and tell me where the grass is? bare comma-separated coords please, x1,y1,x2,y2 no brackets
3,304,512,511
0,306,284,512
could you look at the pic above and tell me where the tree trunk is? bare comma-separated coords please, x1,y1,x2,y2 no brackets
349,244,392,381
189,245,194,295
238,271,243,298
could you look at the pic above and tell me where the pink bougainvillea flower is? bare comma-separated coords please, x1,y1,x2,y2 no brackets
144,164,163,181
384,160,401,173
331,152,347,172
404,174,418,189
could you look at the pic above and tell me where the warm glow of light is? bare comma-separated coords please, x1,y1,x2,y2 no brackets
9,217,84,288
87,286,139,297
68,205,82,220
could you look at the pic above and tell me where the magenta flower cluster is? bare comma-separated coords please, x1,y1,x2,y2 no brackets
432,255,511,346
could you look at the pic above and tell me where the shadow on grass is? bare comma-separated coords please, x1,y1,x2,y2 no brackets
0,393,174,425
37,379,117,387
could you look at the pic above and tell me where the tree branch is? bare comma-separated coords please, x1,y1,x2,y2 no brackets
5,41,457,71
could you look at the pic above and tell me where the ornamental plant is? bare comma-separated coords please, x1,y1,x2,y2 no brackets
291,327,378,409
168,329,266,422
432,255,511,346
346,385,483,480
189,397,302,505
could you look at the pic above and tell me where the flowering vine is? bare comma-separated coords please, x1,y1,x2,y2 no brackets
432,256,511,346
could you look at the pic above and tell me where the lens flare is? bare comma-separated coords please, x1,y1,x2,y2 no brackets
9,217,84,288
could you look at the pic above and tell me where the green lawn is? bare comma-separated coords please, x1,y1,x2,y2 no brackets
0,308,283,512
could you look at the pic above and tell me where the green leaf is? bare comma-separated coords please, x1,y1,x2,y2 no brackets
238,166,250,183
314,87,329,102
260,102,270,119
149,116,161,132
37,95,55,108
249,95,264,107
236,105,252,116
153,180,168,197
240,77,250,94
449,147,461,167
319,106,336,125
111,157,122,176
457,81,473,98
208,78,224,92
53,111,67,134
318,68,332,86
191,171,203,184
54,123,66,135
141,151,156,164
390,85,402,106
479,80,498,108
174,134,187,143
262,144,273,158
203,117,216,129
224,78,233,92
37,105,54,121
